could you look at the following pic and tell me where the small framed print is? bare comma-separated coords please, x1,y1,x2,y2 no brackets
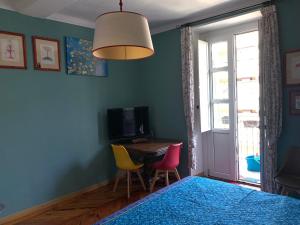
0,31,27,69
32,36,61,71
290,90,300,115
285,49,300,85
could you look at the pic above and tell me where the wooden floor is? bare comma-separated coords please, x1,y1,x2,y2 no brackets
4,175,259,225
10,176,174,225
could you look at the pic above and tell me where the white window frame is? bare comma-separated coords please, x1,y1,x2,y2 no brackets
209,40,231,132
198,21,259,134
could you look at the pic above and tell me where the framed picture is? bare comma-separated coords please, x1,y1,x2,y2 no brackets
0,31,26,69
32,36,61,71
65,36,108,77
285,49,300,85
290,90,300,115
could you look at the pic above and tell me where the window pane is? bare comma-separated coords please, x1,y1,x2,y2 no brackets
236,60,258,79
236,31,259,112
212,42,228,68
213,103,229,129
236,31,259,80
236,31,258,49
213,71,228,99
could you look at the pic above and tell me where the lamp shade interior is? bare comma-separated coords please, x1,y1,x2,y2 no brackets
92,12,154,60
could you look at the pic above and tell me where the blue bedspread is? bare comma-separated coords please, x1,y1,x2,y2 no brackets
95,177,300,225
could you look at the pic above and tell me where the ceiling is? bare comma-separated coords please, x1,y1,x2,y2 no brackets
0,0,268,33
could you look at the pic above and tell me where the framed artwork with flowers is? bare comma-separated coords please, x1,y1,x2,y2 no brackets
65,36,108,77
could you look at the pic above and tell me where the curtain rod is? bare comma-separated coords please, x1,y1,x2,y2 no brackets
181,0,273,28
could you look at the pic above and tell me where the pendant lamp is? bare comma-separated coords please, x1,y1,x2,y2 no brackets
92,0,154,60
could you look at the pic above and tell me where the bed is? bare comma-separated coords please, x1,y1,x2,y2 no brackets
94,176,300,225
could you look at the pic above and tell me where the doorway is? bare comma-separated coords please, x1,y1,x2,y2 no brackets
236,31,260,184
197,21,261,184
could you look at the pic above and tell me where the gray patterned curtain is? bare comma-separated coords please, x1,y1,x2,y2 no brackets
259,5,282,193
181,26,196,169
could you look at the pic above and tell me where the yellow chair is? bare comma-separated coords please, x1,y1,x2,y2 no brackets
111,144,146,198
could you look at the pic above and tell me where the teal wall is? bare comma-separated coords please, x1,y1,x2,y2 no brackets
276,0,300,163
137,29,189,176
0,9,141,217
1,0,298,218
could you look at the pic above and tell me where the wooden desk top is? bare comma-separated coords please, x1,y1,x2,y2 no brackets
123,139,181,155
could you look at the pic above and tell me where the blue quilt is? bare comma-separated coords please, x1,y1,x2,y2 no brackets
95,177,300,225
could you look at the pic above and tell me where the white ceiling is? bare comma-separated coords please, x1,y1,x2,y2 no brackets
0,0,268,33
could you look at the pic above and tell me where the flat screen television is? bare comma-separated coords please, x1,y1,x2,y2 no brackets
107,106,150,140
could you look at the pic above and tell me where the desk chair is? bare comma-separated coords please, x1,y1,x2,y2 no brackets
275,147,300,195
150,143,182,192
111,144,146,198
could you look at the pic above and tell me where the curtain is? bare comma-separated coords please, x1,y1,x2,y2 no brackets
181,26,196,169
259,5,282,193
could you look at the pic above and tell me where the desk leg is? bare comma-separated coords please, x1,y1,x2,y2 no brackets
136,170,146,191
113,170,120,192
127,170,131,199
143,155,164,190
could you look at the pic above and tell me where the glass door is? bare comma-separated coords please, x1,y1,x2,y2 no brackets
207,36,236,181
198,22,260,182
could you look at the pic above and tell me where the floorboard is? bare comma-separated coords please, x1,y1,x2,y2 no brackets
9,175,173,225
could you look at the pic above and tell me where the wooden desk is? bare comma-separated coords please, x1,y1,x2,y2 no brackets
124,139,180,156
123,139,182,188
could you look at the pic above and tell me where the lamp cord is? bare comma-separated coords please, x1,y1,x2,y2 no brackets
119,0,123,12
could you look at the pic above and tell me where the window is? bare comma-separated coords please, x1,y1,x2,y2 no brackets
210,41,229,130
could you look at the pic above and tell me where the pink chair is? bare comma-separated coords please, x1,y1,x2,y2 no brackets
150,143,182,192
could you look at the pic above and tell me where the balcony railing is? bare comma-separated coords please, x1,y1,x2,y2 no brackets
238,115,260,183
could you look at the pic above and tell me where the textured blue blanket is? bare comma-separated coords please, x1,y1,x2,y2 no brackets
95,177,300,225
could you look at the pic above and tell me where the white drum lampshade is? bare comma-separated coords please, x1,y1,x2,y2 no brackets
92,10,154,60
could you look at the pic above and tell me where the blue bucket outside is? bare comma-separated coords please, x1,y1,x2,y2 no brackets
246,155,260,172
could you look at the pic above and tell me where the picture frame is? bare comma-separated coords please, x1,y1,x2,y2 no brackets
285,49,300,85
65,36,108,77
0,31,27,69
32,36,61,71
289,90,300,115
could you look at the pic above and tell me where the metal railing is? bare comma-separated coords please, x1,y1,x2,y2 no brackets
238,118,260,159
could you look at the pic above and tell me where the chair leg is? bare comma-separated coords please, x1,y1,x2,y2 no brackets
127,170,131,199
150,170,159,193
281,186,285,195
113,170,121,192
174,168,181,180
165,170,169,186
136,169,146,191
279,185,284,195
281,186,289,196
